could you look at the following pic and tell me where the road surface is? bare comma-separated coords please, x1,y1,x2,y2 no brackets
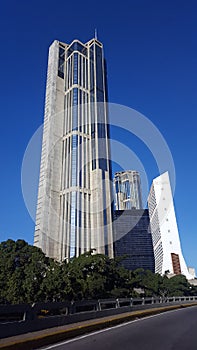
40,306,197,350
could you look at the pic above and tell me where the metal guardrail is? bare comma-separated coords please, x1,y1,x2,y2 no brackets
0,296,197,339
1,296,197,322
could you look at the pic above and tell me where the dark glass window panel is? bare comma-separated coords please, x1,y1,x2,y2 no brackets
73,53,78,84
67,48,73,58
104,59,108,102
70,191,77,258
59,57,64,66
99,158,107,171
90,62,94,92
89,44,94,61
79,90,82,132
96,89,104,102
92,160,96,170
58,47,65,79
58,70,64,79
98,123,105,138
79,55,81,86
69,41,87,56
90,94,95,136
92,138,96,170
72,88,78,105
95,45,103,91
72,88,78,130
59,47,65,58
58,61,64,78
79,136,82,186
71,135,78,186
83,138,87,188
59,64,64,73
125,180,131,198
115,181,119,193
105,245,109,256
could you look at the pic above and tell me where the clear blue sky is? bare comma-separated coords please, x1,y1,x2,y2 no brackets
0,1,196,271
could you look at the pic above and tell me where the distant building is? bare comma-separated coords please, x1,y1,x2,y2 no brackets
188,267,196,279
148,171,193,279
114,171,143,210
113,209,155,272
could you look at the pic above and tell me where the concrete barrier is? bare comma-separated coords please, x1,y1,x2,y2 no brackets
1,302,197,350
0,296,197,339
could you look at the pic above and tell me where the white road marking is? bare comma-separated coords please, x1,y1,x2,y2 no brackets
40,307,185,349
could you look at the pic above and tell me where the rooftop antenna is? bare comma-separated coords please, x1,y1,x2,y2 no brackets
95,28,98,39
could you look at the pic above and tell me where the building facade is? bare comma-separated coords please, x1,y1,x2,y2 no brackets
114,171,143,210
34,38,114,261
113,209,155,272
148,172,192,279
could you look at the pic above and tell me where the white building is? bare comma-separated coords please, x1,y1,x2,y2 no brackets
148,171,193,279
34,37,113,261
188,267,196,279
114,171,143,210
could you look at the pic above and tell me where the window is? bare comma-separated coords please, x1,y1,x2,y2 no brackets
95,45,103,91
58,47,65,79
72,88,78,131
73,53,78,84
69,41,87,56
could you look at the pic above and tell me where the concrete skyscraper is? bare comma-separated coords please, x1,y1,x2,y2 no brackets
34,37,113,261
148,172,192,279
114,171,143,210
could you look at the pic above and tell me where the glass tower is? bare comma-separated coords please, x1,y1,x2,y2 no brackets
34,37,113,261
114,171,143,210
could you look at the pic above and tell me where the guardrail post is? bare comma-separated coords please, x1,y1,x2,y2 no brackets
116,299,120,308
23,309,35,321
142,297,145,305
97,300,102,311
70,301,76,314
130,298,133,307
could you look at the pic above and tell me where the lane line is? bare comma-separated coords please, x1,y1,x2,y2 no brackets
40,307,188,350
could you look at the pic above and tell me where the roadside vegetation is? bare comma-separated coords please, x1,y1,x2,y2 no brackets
0,239,196,304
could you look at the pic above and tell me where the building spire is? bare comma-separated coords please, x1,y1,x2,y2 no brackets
94,28,97,40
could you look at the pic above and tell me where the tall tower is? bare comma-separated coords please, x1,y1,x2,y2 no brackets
114,171,143,210
34,38,114,261
148,172,192,279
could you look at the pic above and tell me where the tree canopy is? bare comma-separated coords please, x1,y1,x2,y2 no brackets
0,239,196,304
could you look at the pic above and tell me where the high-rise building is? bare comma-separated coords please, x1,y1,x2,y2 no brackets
113,209,155,272
114,171,143,210
34,37,114,261
148,172,192,279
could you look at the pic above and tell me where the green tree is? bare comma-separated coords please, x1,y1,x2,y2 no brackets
0,239,195,304
0,239,60,303
160,274,191,297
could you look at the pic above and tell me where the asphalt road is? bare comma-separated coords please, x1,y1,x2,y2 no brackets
40,306,197,350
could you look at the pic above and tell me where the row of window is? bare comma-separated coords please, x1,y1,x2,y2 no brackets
58,44,105,96
61,135,91,190
59,191,91,259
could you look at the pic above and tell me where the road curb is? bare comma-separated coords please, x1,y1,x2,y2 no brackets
1,303,197,350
